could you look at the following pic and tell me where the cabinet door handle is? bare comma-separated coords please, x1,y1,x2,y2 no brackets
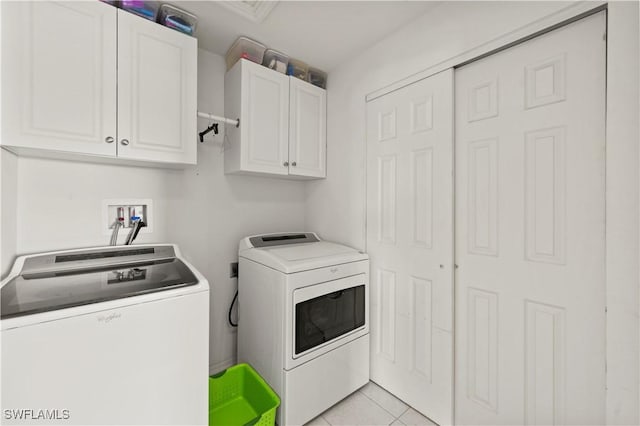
105,136,115,144
120,139,130,146
283,161,289,167
291,161,297,167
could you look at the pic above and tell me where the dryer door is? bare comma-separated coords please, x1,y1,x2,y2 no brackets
296,285,365,355
289,274,368,368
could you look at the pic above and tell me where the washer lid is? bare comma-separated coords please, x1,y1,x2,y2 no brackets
1,247,198,320
240,241,368,273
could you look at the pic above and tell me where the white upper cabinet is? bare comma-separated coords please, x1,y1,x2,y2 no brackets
117,10,197,164
289,77,326,178
1,1,117,156
224,59,327,179
225,58,290,176
1,1,197,166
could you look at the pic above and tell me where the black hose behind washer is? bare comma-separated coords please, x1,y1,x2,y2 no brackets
228,290,238,327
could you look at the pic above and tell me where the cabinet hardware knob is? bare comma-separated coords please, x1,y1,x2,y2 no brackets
105,136,115,144
291,162,297,167
283,161,289,167
120,139,130,146
439,264,444,269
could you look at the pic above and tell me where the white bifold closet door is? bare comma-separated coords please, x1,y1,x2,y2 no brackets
455,11,606,425
366,11,606,426
366,69,454,426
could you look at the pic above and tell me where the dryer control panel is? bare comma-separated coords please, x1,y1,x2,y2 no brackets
245,232,319,248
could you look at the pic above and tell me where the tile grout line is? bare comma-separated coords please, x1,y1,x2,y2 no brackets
397,405,411,419
357,388,411,422
360,386,440,426
316,384,419,426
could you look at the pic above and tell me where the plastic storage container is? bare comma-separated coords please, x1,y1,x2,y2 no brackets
158,4,197,36
262,49,289,74
121,0,159,21
287,58,308,81
209,363,280,426
226,37,266,71
307,67,327,89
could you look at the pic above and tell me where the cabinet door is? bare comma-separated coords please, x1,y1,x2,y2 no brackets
288,78,326,178
240,60,290,175
117,10,197,164
1,1,117,156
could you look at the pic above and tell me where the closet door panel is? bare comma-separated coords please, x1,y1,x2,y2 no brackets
366,69,454,426
455,12,606,425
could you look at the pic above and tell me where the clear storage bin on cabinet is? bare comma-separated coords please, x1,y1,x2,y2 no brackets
226,37,266,71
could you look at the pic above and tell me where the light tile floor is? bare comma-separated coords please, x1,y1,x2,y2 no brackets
304,382,437,426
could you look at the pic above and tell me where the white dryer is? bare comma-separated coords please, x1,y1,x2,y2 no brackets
1,244,209,425
238,232,369,425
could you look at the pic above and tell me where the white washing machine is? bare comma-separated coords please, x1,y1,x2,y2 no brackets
0,244,209,425
237,232,369,426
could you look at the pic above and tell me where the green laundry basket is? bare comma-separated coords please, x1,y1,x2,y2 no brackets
209,363,280,426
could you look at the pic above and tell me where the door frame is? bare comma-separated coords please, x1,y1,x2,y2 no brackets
364,2,639,424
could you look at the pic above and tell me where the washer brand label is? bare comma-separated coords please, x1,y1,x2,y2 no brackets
97,312,121,323
3,409,70,421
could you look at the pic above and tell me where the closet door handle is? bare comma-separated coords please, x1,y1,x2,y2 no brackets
105,136,114,144
120,139,130,146
283,161,289,167
291,161,297,167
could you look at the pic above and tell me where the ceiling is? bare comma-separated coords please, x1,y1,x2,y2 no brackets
176,1,439,72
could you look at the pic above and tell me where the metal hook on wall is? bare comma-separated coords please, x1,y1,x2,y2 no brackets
199,123,218,143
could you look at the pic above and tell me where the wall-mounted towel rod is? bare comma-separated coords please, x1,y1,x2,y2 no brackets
197,111,239,128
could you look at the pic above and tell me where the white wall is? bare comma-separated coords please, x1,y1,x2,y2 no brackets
307,1,639,423
0,48,307,375
11,158,181,254
175,49,306,373
0,154,181,276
